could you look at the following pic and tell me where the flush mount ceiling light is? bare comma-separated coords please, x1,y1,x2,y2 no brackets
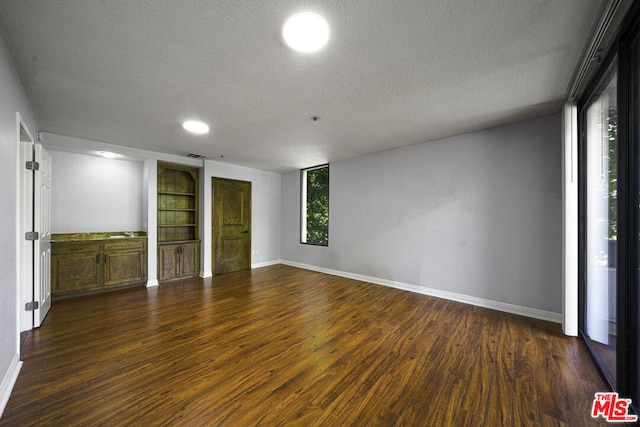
98,151,119,159
182,120,210,135
282,12,330,53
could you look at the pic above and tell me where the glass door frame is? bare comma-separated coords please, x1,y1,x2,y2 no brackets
617,10,640,409
578,3,640,412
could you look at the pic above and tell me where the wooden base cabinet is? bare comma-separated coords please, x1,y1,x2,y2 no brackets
51,242,102,295
103,239,147,287
158,241,200,281
52,236,147,298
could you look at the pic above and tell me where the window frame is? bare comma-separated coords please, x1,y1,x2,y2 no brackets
300,164,329,246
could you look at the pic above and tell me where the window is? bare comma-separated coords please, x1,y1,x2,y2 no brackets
301,164,329,245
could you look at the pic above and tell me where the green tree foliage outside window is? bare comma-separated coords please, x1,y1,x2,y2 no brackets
303,165,329,245
607,108,617,241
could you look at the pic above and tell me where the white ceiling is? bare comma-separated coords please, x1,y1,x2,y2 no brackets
0,0,605,172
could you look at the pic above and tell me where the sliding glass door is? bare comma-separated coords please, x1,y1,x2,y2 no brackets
581,65,618,388
624,18,640,413
579,6,640,413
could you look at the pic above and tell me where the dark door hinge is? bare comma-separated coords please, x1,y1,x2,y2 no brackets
25,301,39,311
25,231,39,241
25,161,40,171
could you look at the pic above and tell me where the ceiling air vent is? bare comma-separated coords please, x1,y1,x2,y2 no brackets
186,153,207,159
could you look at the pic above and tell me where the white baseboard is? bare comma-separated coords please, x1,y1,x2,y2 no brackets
146,279,159,288
280,260,562,324
252,259,283,269
189,260,282,277
0,353,22,418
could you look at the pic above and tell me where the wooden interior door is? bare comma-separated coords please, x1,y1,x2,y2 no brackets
212,178,251,275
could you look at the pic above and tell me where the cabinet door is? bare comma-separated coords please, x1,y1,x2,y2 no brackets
158,244,180,281
52,251,101,295
104,250,145,287
180,241,200,278
104,240,147,287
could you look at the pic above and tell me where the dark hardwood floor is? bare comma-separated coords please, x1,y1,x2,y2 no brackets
589,336,617,390
2,265,609,426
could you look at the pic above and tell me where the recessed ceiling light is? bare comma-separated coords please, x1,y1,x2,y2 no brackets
98,151,119,159
283,12,330,53
183,120,210,134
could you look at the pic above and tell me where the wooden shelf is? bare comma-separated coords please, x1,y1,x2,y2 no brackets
157,163,200,271
158,191,197,196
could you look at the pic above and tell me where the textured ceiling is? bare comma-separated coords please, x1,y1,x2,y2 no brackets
0,0,605,172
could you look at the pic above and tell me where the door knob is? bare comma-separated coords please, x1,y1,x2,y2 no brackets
242,230,249,234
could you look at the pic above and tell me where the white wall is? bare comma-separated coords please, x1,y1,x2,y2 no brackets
49,150,144,233
201,159,282,276
282,113,562,314
0,35,38,415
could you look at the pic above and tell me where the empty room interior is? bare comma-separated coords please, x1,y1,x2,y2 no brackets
1,0,640,425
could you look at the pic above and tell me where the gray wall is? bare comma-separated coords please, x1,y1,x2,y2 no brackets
50,150,144,233
0,35,38,407
282,114,562,313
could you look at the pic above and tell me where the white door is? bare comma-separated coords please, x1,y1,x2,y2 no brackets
19,130,52,330
33,143,52,327
18,125,34,332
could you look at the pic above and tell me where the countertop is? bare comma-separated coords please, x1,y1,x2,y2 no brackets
51,232,147,243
